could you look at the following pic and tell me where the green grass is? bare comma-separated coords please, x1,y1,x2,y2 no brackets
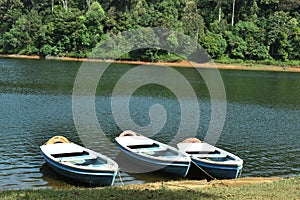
215,57,300,67
0,177,299,200
201,177,300,199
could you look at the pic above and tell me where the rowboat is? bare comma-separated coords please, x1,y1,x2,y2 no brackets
115,130,191,177
40,136,119,186
177,138,243,179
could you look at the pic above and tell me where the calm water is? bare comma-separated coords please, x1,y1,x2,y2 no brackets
0,58,299,190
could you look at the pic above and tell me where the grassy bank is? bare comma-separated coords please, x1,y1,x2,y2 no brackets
0,177,299,200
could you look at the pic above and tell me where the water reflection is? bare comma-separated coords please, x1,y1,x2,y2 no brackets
0,58,299,190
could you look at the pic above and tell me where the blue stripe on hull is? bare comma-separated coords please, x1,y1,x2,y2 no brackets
161,165,190,177
41,152,117,186
192,158,242,179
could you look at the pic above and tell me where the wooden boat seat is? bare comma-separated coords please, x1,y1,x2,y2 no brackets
128,143,168,153
128,143,159,149
131,147,179,159
187,150,220,154
57,155,96,162
197,154,227,158
197,154,235,160
73,157,108,166
133,146,168,153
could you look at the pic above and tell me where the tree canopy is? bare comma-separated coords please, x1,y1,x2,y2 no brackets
0,0,299,63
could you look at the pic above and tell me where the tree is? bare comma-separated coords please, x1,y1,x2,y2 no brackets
232,0,259,24
218,0,222,22
272,32,289,61
86,2,105,23
85,1,105,37
2,9,42,55
60,0,68,11
231,0,235,26
166,33,179,51
225,30,247,59
0,0,24,33
0,0,298,62
45,7,85,56
278,0,300,11
289,21,300,60
267,11,298,60
234,21,270,60
200,31,227,59
52,0,54,13
181,1,205,40
152,0,181,29
130,0,150,27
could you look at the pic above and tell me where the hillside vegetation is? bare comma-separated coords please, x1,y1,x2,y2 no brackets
0,0,299,65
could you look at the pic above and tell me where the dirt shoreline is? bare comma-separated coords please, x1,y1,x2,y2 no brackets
1,176,298,200
120,177,283,190
1,54,300,72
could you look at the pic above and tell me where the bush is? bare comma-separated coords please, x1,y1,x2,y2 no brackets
156,53,184,62
200,31,227,59
66,51,87,58
224,31,246,59
40,44,53,56
215,56,243,64
20,45,39,55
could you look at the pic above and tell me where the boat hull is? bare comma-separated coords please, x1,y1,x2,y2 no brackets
177,141,243,180
41,151,117,186
116,142,190,177
191,158,243,179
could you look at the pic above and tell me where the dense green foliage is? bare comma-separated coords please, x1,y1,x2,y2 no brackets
0,0,299,63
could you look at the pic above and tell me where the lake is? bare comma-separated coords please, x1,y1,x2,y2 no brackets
0,57,299,190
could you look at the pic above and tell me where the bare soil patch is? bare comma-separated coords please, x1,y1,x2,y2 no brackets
120,177,283,191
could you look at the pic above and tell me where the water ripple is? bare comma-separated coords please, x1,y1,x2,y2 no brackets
1,58,299,190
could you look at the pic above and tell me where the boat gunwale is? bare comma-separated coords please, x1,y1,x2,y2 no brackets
191,157,244,171
41,150,118,176
115,136,191,164
177,142,243,166
116,141,191,167
40,143,119,172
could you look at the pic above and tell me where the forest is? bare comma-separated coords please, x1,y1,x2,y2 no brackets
0,0,299,64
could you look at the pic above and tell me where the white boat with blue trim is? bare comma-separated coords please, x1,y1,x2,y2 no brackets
40,136,119,186
115,130,191,177
177,138,243,179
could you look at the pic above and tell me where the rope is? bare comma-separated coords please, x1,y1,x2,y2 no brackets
117,169,124,186
191,160,216,181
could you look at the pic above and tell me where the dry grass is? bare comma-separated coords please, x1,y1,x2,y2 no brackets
120,177,283,191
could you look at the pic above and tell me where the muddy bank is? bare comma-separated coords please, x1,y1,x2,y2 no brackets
1,54,299,72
